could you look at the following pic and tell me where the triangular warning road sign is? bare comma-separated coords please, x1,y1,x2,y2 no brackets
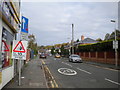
2,40,9,52
13,41,26,53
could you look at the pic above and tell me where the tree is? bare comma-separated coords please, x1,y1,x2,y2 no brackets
51,47,55,55
60,45,69,56
104,33,110,40
96,38,102,42
109,30,120,40
104,30,120,40
28,34,38,55
76,39,79,42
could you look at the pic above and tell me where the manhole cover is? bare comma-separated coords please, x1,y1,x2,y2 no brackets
58,68,77,75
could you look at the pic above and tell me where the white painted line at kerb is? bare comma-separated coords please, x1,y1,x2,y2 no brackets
105,78,120,86
77,68,92,74
62,62,73,67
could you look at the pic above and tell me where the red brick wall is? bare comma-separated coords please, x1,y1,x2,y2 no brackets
78,51,120,65
98,52,104,58
80,52,84,56
106,51,115,58
91,52,96,58
85,52,89,57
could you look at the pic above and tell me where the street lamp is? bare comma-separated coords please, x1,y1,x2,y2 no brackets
111,20,118,67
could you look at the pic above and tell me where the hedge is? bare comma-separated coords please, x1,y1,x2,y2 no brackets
76,39,120,52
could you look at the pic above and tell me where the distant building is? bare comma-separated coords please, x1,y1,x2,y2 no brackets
74,35,98,46
0,0,21,89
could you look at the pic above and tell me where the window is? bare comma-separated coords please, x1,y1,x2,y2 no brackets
1,27,14,68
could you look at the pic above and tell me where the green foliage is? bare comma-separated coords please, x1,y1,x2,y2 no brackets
96,38,102,42
28,34,38,55
104,33,110,40
76,39,79,42
51,47,56,55
77,39,120,52
104,30,120,40
60,45,69,56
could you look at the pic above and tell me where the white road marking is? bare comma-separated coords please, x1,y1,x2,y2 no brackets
21,77,25,79
76,68,92,74
58,68,77,75
105,78,120,86
62,62,73,67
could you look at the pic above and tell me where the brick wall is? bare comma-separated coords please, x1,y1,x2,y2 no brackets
77,51,120,65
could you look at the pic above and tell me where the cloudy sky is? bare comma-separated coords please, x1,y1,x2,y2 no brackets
21,1,118,46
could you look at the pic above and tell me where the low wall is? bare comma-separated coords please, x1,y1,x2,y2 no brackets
77,51,120,65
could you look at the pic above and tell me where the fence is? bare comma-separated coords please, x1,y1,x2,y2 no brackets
76,51,120,65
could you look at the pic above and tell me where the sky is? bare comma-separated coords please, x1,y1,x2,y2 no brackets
21,1,118,46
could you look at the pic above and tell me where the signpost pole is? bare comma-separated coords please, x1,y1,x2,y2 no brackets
18,56,22,86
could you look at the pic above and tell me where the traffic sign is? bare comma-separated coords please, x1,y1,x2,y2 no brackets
21,16,28,33
12,40,28,60
113,40,118,49
20,32,28,41
13,41,25,53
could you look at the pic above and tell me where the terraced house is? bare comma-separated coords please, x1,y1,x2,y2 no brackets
0,0,20,89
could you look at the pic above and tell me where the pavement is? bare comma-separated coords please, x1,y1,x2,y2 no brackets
3,57,48,89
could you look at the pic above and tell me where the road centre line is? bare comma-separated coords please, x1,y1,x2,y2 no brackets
105,78,120,86
62,62,73,67
76,67,92,74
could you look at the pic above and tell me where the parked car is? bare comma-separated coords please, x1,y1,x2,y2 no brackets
55,54,61,58
69,54,82,63
39,54,47,58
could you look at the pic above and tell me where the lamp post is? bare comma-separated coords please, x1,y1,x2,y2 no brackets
111,20,118,67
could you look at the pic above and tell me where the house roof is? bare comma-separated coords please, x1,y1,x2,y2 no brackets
81,38,98,43
74,38,98,45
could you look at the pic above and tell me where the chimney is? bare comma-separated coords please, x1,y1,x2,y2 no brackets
81,35,84,41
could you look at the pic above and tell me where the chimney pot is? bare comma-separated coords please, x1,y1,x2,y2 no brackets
81,35,84,41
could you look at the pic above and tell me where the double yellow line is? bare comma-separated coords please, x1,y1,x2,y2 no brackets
41,60,58,88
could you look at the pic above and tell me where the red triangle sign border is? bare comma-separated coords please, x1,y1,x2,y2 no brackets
2,40,9,52
13,41,26,53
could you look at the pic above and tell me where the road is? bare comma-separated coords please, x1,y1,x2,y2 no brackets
42,56,119,88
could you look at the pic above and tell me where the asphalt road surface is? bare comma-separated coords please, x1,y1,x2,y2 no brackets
42,56,119,88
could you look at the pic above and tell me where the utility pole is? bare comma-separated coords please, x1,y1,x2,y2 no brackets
72,24,74,54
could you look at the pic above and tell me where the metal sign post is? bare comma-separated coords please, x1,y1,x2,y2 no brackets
19,57,21,86
12,40,28,86
18,52,22,86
